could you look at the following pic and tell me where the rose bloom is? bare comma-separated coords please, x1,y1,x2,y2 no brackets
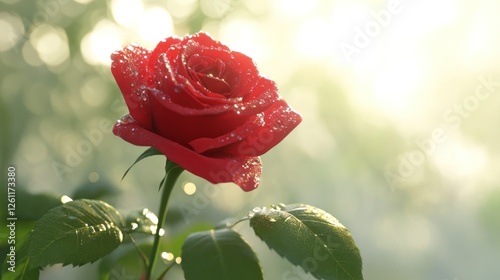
111,32,301,191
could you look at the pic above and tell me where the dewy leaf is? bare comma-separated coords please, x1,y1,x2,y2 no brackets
249,203,363,280
123,208,159,234
181,228,263,280
28,199,125,269
122,147,163,180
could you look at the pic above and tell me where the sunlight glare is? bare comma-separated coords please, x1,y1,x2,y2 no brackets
433,139,489,182
294,18,333,60
111,0,144,27
273,0,318,18
138,7,174,49
372,59,423,119
80,19,123,66
219,17,263,62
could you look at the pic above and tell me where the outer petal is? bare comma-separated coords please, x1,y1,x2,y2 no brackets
148,36,183,72
113,115,262,191
111,44,153,130
189,100,302,157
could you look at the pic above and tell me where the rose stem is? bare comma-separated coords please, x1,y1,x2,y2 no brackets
146,159,183,280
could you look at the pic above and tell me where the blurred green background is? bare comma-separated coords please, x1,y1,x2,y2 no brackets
1,0,500,279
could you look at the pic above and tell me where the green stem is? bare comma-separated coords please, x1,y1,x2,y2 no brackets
145,159,183,280
128,233,149,269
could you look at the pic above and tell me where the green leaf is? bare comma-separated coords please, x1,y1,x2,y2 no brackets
28,199,125,269
1,235,39,280
123,208,159,234
162,222,213,257
122,147,163,180
249,203,363,280
181,228,263,280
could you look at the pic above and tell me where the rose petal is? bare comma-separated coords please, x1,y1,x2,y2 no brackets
176,33,260,104
149,36,182,72
153,53,208,109
189,100,302,157
147,87,246,145
188,113,264,154
113,116,262,191
111,44,153,130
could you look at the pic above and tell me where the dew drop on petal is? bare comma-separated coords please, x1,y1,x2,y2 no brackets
118,114,136,125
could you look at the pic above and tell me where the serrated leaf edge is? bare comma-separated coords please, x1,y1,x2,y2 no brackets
252,205,362,280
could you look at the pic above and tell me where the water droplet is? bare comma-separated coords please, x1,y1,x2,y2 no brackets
60,195,72,204
118,114,135,125
252,207,261,213
131,222,138,230
68,216,76,220
269,218,277,222
278,203,286,209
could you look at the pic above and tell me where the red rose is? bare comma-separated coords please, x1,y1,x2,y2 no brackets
111,32,301,191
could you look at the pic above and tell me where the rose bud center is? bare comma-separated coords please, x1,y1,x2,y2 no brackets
187,54,231,96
